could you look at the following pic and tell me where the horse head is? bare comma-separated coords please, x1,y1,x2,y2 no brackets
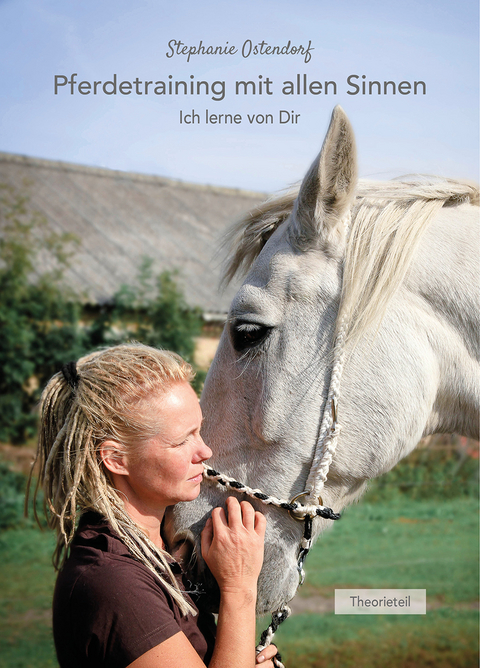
173,107,479,615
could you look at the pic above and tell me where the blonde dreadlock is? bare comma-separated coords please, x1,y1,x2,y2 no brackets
27,343,197,616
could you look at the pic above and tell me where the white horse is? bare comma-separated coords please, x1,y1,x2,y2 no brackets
173,106,479,617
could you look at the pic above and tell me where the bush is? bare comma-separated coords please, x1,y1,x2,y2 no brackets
0,183,86,442
0,460,45,529
0,184,205,442
84,257,205,392
92,257,202,360
365,443,479,502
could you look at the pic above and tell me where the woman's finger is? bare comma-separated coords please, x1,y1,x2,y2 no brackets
225,496,242,527
256,643,278,663
211,505,228,530
254,510,267,537
240,500,255,530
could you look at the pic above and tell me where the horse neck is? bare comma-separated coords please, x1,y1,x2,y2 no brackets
329,202,479,498
404,203,479,437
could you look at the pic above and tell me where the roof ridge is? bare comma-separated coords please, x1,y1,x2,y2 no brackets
0,151,265,199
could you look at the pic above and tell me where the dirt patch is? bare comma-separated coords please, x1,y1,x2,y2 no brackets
288,594,479,616
20,609,52,625
289,595,334,614
0,444,37,475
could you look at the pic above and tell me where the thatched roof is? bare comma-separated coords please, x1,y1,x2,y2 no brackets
0,152,266,317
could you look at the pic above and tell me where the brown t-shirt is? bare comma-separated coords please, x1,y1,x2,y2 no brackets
53,512,216,667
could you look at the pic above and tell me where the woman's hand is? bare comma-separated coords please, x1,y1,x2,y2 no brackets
201,496,266,595
201,497,270,668
256,644,279,666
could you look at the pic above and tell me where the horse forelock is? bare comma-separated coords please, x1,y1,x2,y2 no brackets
222,177,479,347
220,188,299,287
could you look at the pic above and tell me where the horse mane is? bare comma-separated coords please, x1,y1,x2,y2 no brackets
222,177,479,347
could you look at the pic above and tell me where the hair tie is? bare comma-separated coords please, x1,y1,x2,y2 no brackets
61,361,80,391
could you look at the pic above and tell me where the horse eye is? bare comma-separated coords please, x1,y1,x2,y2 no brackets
230,321,271,352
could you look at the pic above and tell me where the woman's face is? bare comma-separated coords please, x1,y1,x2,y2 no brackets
118,381,212,512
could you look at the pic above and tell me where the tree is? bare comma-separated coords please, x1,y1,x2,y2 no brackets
91,258,205,391
0,183,84,442
0,184,205,442
111,258,202,358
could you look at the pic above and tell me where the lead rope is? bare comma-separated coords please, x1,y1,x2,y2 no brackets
202,464,340,668
202,466,341,521
254,516,314,668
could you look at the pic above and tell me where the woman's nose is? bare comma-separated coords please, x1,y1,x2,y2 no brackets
195,436,212,462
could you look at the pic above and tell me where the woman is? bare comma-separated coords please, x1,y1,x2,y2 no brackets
29,343,278,667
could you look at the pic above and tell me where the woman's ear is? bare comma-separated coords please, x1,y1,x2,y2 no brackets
99,440,129,476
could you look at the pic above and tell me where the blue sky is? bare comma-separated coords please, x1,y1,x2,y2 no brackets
0,0,478,191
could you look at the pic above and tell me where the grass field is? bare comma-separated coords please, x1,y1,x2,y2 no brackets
259,496,479,668
0,495,478,668
0,529,57,668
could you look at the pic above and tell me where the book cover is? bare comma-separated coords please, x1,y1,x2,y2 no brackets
0,2,478,667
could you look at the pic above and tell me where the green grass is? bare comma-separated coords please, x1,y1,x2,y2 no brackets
0,493,478,667
0,529,57,668
302,496,479,604
271,609,479,668
261,495,479,668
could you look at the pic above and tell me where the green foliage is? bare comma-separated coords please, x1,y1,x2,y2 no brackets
0,184,205,442
0,183,85,442
365,444,479,501
86,257,205,391
0,462,28,530
0,460,45,530
94,257,203,361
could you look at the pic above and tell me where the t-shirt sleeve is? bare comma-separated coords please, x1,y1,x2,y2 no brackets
67,554,185,667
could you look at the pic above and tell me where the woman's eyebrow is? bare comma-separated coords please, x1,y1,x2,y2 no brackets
179,419,204,440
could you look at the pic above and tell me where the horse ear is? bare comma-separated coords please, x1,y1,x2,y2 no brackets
293,106,357,253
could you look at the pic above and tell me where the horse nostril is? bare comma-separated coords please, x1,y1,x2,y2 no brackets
168,530,196,569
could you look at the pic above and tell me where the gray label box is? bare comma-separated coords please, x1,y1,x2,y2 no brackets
335,589,426,614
